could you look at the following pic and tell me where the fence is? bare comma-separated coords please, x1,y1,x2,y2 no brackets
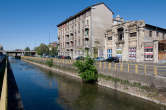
96,62,166,77
22,56,166,88
22,56,166,77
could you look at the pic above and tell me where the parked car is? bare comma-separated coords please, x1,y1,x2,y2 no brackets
76,56,84,60
57,55,65,59
105,57,119,63
94,57,105,62
64,56,71,59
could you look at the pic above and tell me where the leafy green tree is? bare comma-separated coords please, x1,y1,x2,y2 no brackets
0,45,3,51
24,47,30,51
73,56,98,83
48,45,58,56
24,47,30,56
35,43,49,56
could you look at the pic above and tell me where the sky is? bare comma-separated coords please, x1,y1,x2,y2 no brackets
0,0,166,50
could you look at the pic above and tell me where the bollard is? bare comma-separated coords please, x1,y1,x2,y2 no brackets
99,62,102,70
108,63,111,71
144,64,147,75
104,62,106,70
115,63,117,71
120,63,123,72
135,64,138,74
128,64,130,72
154,66,158,76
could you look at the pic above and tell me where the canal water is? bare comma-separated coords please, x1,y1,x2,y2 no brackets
10,58,164,110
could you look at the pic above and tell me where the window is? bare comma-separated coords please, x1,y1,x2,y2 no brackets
85,29,89,36
156,31,159,37
149,31,152,37
163,33,165,39
118,28,124,41
87,20,89,25
130,32,137,37
107,49,112,58
108,36,112,40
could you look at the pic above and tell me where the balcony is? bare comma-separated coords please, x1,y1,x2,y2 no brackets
84,34,89,40
84,29,89,40
84,24,89,29
70,30,74,34
116,40,125,44
65,31,69,36
84,41,89,49
65,46,70,51
69,36,74,42
65,35,69,43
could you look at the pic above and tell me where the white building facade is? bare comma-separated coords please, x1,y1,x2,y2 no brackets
57,3,113,59
104,17,166,63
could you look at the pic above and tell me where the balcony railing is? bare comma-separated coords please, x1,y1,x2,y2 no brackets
116,40,125,44
69,36,74,42
65,36,69,42
84,41,89,48
84,24,89,29
84,34,89,40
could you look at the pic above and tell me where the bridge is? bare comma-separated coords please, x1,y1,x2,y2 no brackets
0,50,36,59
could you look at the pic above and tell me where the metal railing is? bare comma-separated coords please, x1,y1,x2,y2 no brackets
22,56,166,77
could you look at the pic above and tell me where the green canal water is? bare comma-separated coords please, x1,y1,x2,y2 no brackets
10,58,165,110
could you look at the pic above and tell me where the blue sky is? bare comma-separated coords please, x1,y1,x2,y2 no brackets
0,0,166,50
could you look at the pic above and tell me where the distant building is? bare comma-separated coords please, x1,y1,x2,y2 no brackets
0,44,3,51
57,3,113,58
104,16,166,63
49,42,58,48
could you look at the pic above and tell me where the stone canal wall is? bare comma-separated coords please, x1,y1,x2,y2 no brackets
22,56,166,106
0,57,24,110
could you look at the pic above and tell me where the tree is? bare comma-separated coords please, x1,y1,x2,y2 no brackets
35,43,49,56
0,44,3,51
24,47,30,56
48,45,58,56
24,47,30,51
73,56,98,83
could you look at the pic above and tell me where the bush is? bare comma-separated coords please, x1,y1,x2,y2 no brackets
73,56,98,83
46,59,53,67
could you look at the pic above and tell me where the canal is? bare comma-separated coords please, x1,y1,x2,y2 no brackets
10,58,164,110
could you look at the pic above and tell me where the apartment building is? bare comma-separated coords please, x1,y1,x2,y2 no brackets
57,3,113,58
104,16,166,63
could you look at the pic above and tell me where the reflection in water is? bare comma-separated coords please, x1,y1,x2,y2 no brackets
10,59,164,110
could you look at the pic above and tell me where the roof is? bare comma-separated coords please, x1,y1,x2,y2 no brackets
57,2,114,27
145,24,166,32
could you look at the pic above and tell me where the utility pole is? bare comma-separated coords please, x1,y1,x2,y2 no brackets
49,32,51,44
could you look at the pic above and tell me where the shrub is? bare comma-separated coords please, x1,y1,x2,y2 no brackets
46,59,53,67
73,56,98,83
